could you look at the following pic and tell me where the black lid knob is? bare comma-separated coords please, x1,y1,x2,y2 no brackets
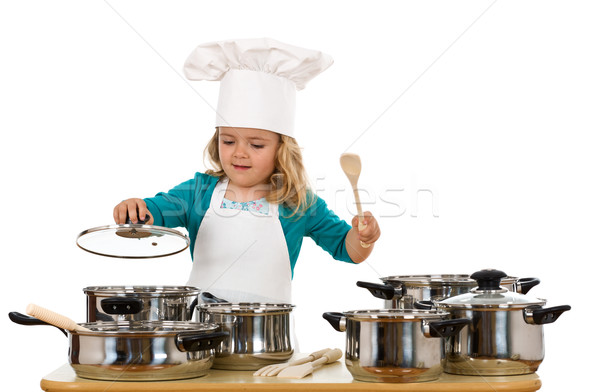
470,269,507,290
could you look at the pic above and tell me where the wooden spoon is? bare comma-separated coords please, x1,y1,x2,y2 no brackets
340,153,370,248
26,303,91,333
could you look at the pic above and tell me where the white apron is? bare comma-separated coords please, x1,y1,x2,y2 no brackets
187,179,292,304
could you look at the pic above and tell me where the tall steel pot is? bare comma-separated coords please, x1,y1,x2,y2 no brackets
84,286,199,322
432,269,570,376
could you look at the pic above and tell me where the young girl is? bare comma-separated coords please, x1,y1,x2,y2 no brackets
113,38,380,304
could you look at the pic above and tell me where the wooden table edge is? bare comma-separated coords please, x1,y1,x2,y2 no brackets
41,377,542,392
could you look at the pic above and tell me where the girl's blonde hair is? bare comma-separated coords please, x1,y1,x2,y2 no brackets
204,128,314,217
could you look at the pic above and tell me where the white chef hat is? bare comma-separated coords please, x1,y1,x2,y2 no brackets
183,38,333,137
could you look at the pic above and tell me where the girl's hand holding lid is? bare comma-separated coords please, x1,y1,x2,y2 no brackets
113,198,154,225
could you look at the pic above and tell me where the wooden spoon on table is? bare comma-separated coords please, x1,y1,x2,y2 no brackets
340,153,370,248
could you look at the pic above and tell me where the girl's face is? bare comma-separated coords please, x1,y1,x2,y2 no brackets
218,127,280,191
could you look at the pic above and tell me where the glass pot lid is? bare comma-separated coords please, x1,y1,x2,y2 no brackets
76,224,190,259
436,269,546,309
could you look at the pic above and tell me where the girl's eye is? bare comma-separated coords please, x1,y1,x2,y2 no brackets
222,140,234,145
251,144,264,149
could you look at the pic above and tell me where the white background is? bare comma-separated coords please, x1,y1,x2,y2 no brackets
1,1,598,390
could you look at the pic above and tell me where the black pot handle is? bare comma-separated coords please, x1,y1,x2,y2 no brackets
322,312,346,332
356,281,397,300
188,297,199,321
414,300,435,310
524,305,571,325
200,292,229,304
176,331,229,352
424,318,470,338
8,312,68,337
101,297,144,315
516,277,541,295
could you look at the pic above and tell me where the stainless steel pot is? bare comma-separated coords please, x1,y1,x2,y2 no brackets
432,269,570,376
197,293,294,371
323,309,469,383
357,274,540,309
84,286,199,322
9,313,227,381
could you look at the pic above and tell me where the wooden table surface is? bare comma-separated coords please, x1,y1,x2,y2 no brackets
40,362,541,392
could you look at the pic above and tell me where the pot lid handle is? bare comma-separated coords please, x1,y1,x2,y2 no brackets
470,269,508,290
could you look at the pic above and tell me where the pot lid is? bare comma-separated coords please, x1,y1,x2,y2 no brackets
76,224,190,259
343,309,450,320
437,269,546,309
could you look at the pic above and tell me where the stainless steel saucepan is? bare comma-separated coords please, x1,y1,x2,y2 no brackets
424,269,570,376
323,309,470,383
197,292,295,370
84,285,199,322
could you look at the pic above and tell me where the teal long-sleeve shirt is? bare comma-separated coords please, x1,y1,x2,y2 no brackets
144,173,354,277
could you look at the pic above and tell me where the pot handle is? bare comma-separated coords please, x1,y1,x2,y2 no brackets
188,297,199,321
517,277,541,295
423,318,470,338
200,292,230,304
8,312,68,337
101,297,143,315
524,305,571,325
356,281,397,300
176,331,228,352
414,300,435,310
322,312,346,332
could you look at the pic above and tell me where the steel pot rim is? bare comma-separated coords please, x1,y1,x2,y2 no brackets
341,309,451,321
83,285,200,296
381,274,521,286
71,320,220,336
198,302,294,315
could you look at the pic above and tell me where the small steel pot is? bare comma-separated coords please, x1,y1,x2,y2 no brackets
432,269,570,376
197,293,294,370
323,309,469,383
357,274,540,309
9,313,227,381
84,286,199,322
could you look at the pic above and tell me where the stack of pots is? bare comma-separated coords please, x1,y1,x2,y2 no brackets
9,285,228,381
324,269,570,383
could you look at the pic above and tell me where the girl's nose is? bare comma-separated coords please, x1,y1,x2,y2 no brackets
233,143,249,157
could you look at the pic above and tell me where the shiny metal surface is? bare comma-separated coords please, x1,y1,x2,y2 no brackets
441,308,544,375
342,314,447,383
197,303,294,370
380,275,527,309
84,286,199,322
69,321,221,381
